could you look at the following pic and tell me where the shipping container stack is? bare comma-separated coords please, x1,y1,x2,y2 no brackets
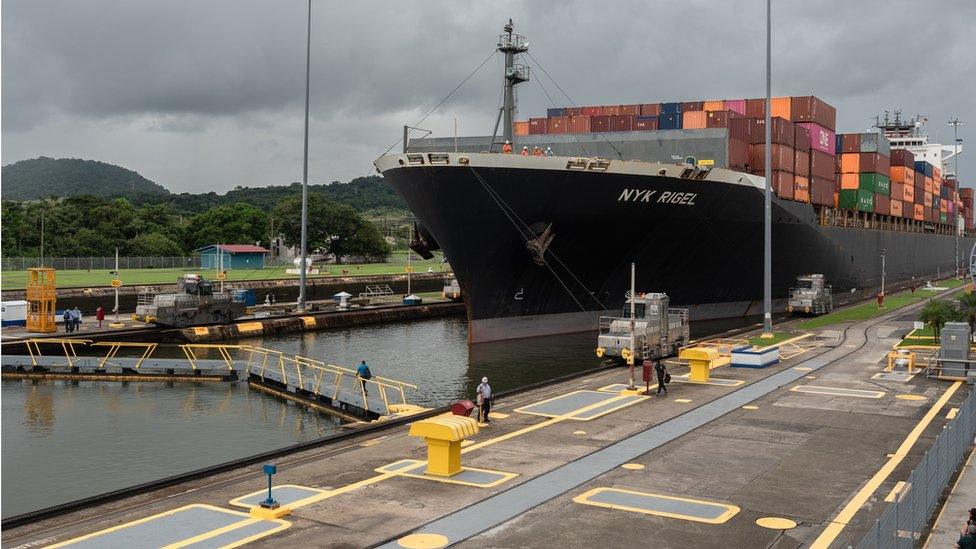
888,149,916,221
835,133,891,215
961,187,974,231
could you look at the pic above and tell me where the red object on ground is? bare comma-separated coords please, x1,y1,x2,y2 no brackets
96,307,105,321
450,400,476,417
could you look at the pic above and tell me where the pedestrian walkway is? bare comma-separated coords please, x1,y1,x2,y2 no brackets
925,449,976,548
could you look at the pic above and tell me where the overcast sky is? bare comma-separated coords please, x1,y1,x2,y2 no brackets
2,0,974,193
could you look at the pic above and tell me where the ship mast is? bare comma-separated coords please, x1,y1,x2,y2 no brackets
494,19,529,147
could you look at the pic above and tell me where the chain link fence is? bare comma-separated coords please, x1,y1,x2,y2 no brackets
854,385,975,549
2,256,201,271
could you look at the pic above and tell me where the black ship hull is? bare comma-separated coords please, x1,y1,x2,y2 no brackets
380,155,971,342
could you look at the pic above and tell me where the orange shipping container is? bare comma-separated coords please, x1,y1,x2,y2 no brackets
839,173,859,190
903,183,915,203
794,150,810,176
924,192,933,207
514,121,529,136
771,97,792,120
840,153,860,173
934,166,941,179
890,200,903,217
601,105,622,116
682,111,707,129
924,177,934,194
703,100,725,112
889,166,914,185
794,176,810,202
547,115,569,134
914,204,924,220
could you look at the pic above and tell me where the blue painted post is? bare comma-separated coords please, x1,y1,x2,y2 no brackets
261,464,279,508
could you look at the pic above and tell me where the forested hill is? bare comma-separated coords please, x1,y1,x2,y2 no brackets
1,157,169,200
128,176,405,215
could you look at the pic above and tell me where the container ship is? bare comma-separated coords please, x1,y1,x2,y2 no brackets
375,22,971,343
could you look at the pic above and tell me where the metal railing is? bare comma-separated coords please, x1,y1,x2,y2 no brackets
242,346,417,415
853,386,976,549
3,256,201,271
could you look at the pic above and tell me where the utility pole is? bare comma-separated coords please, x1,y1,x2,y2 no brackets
114,246,120,321
628,262,637,390
39,210,45,268
881,248,886,296
950,118,963,277
297,0,312,312
762,0,773,337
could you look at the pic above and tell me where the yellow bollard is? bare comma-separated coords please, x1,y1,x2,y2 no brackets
408,415,480,476
679,347,720,383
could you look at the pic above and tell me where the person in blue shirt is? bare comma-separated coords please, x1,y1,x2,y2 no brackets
356,360,372,396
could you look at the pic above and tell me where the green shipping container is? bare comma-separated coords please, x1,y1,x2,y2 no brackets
839,188,874,212
941,213,948,223
859,172,890,195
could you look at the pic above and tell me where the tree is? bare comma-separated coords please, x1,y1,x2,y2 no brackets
127,233,184,256
958,293,976,334
919,299,959,340
273,194,389,263
184,203,268,250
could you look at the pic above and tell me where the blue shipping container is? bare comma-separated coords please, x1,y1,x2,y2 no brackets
914,161,934,178
547,107,565,118
233,289,256,306
661,102,681,114
659,112,682,130
835,134,843,154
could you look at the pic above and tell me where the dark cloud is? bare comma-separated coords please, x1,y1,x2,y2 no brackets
2,0,974,192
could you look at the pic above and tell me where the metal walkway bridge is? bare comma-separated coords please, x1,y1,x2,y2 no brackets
1,339,418,418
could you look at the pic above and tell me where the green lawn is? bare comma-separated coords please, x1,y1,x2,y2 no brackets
1,252,450,290
748,332,795,347
796,280,965,330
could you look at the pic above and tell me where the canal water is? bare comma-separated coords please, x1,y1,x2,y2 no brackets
1,316,751,518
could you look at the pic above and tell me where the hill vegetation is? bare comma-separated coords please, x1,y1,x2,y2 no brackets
1,157,169,200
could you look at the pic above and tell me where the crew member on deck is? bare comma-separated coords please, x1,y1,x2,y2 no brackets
502,140,512,154
520,146,529,156
532,146,543,156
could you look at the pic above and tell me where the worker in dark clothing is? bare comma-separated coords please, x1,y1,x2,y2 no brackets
655,360,668,395
63,310,72,332
356,360,372,396
959,523,976,549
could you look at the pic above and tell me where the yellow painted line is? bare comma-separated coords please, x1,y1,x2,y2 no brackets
488,412,509,419
221,519,292,549
674,398,692,403
360,435,388,447
573,487,739,524
809,381,962,548
753,332,813,352
621,463,645,470
742,405,759,410
790,385,885,399
947,407,960,419
573,430,587,435
896,394,926,401
163,517,264,549
228,484,328,510
460,439,475,447
884,481,907,503
793,366,813,372
394,465,518,488
805,375,816,379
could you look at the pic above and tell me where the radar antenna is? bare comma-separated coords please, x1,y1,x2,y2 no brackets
490,19,529,150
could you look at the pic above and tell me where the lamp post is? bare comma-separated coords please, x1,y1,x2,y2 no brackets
881,248,886,294
949,118,963,277
297,0,312,312
762,0,773,337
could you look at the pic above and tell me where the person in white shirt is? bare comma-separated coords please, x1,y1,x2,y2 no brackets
476,377,492,423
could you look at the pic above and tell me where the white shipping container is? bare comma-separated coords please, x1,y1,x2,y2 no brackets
1,300,28,326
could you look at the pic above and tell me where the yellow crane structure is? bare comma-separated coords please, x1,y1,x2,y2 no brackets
26,267,57,333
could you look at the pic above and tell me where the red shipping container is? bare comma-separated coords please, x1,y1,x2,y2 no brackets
913,204,924,221
753,117,795,146
568,115,591,134
634,117,658,131
794,150,810,176
547,115,569,134
749,143,794,173
891,182,905,202
619,104,640,116
915,185,925,204
794,175,810,202
925,207,934,222
564,107,582,116
601,105,622,116
811,177,834,205
810,149,835,180
797,122,835,155
858,153,887,174
724,99,747,115
925,177,934,194
745,98,766,118
729,117,758,142
789,96,837,131
794,125,811,152
915,171,924,187
842,133,861,154
610,114,634,132
771,171,795,199
640,103,661,116
890,199,903,218
875,194,890,216
890,149,915,167
581,106,601,116
681,101,703,113
706,110,741,128
528,118,548,134
682,111,707,129
703,100,725,112
589,115,610,133
728,138,749,170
